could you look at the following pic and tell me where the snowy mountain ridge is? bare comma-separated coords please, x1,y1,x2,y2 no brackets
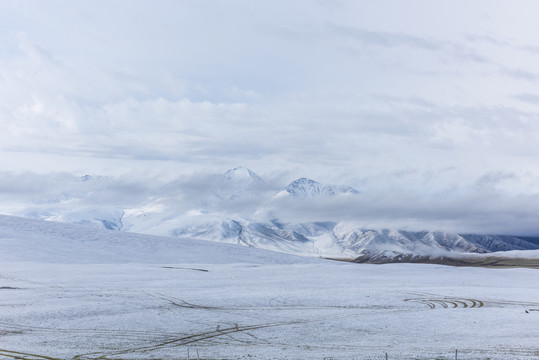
160,216,539,260
279,177,359,199
2,167,539,265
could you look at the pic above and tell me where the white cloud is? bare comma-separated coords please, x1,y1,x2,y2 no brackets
1,1,539,234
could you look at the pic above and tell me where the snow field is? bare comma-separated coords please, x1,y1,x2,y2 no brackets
1,215,538,359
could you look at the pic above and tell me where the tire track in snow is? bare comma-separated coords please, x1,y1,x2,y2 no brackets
404,297,484,309
0,349,62,360
0,322,176,342
73,321,299,359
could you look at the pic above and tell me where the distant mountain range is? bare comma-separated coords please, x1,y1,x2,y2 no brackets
282,177,359,198
3,166,539,265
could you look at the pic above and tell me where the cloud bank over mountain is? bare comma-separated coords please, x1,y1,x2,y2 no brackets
1,168,538,237
1,1,539,191
3,167,539,264
1,2,539,239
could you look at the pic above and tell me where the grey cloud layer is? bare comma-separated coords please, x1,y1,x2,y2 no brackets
1,171,537,236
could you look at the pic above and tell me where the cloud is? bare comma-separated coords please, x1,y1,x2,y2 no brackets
0,172,154,206
499,67,539,82
513,93,539,104
328,24,443,50
474,171,517,190
1,1,539,236
4,90,539,194
1,97,254,162
275,22,490,68
258,185,539,236
519,45,539,55
1,168,539,236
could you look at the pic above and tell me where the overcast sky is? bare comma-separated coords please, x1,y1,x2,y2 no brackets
1,1,539,234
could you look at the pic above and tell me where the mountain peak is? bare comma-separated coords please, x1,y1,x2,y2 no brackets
223,167,263,183
216,167,267,200
285,178,358,198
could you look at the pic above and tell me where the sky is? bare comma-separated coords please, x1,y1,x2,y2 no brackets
1,1,539,234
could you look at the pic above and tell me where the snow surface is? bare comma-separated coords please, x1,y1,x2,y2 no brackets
0,215,311,265
1,215,539,359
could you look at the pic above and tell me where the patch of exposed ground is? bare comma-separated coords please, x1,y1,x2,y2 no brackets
352,253,539,269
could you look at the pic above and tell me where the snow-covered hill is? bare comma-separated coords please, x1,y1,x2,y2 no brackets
2,167,539,265
2,214,538,359
0,214,313,265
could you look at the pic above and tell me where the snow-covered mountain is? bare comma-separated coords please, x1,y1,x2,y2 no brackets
161,217,539,261
121,168,539,262
46,207,125,231
213,166,269,200
2,167,539,265
279,177,359,198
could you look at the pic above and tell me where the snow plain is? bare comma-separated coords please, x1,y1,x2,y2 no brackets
1,215,538,360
